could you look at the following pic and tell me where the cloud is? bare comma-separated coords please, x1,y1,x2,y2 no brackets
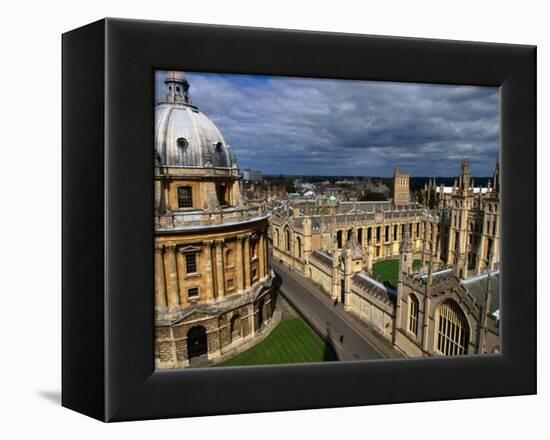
155,70,499,177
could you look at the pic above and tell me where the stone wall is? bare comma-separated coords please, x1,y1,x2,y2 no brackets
306,254,332,296
348,289,394,340
155,288,276,369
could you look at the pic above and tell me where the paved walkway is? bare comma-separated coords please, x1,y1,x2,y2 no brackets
271,259,403,361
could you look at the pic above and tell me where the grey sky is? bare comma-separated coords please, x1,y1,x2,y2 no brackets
155,71,500,177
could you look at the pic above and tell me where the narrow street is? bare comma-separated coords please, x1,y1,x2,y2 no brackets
271,259,403,362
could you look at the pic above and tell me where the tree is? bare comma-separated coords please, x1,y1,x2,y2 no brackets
360,191,388,202
285,176,296,193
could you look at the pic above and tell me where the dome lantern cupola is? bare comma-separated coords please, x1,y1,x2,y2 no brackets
156,71,235,168
164,71,191,104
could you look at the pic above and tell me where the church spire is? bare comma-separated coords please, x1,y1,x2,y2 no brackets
492,159,500,195
458,157,471,192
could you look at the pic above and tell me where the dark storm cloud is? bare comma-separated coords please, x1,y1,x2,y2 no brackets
155,71,499,177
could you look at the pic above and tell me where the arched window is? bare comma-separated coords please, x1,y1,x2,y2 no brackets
276,229,280,248
256,298,265,330
230,314,242,342
337,230,343,249
225,249,233,267
435,300,469,356
177,186,193,208
217,182,229,206
407,294,419,336
285,228,291,252
187,326,207,361
296,236,302,258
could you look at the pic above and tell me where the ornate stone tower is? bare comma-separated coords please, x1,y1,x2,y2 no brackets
392,167,410,206
399,224,413,275
343,230,364,309
446,158,474,278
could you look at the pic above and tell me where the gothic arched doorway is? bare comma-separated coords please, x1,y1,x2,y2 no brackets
187,326,208,362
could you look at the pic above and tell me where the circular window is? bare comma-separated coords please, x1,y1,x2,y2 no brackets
215,141,223,152
177,137,188,149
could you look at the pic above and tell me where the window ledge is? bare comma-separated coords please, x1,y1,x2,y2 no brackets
185,273,201,279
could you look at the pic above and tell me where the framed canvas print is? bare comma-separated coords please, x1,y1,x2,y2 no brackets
62,18,536,422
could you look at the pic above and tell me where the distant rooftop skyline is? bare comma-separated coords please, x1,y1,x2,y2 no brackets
155,71,500,177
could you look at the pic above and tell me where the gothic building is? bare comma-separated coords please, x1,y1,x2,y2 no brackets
445,159,500,278
394,228,500,356
154,71,276,369
271,159,500,356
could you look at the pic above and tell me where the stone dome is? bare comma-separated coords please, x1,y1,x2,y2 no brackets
155,71,237,168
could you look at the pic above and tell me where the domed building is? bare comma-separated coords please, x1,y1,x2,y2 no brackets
154,71,276,368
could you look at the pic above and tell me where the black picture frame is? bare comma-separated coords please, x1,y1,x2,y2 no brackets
62,18,536,422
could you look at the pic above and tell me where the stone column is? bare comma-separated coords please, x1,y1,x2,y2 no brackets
176,250,188,308
244,234,252,288
463,245,470,279
248,303,256,337
214,239,225,299
154,244,167,309
435,224,441,261
164,244,180,311
421,220,428,267
431,222,438,264
447,217,455,265
259,231,266,279
476,213,487,274
236,235,245,291
264,230,269,277
344,252,352,311
491,215,500,269
203,240,215,301
331,249,341,301
422,296,432,352
366,244,373,274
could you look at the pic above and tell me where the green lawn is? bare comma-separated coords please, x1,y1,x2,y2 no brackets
372,258,422,289
216,317,336,367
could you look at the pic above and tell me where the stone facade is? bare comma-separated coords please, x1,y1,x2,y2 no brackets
271,200,430,273
394,233,500,357
392,166,410,206
271,159,500,282
154,71,276,369
271,159,500,357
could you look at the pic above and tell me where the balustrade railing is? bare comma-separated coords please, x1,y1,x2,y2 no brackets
156,204,268,229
